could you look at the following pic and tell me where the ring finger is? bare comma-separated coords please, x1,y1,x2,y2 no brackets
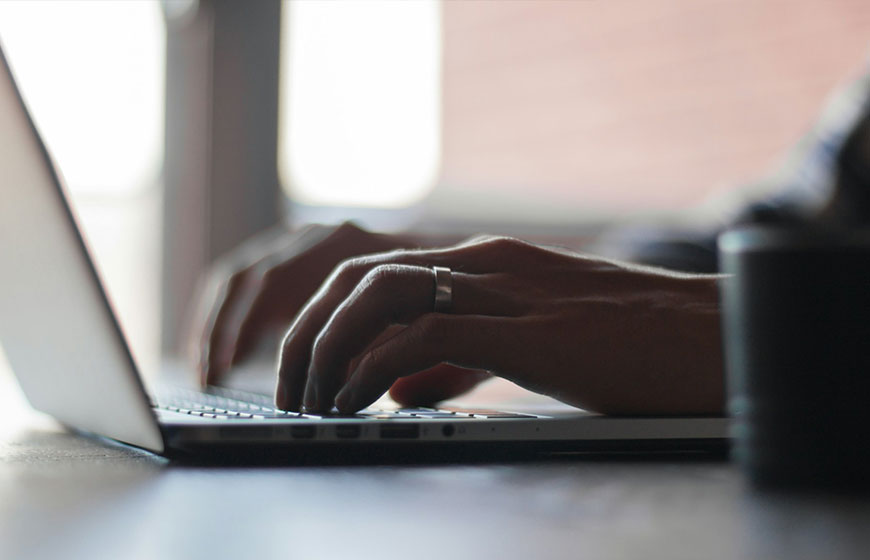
278,264,523,411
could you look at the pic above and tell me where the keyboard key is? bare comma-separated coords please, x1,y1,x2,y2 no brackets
251,413,307,419
155,387,536,424
480,413,538,419
407,412,461,418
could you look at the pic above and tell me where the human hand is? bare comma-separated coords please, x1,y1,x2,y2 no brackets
190,222,401,385
276,236,725,415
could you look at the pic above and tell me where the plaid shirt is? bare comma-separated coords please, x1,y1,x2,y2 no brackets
608,68,870,273
738,69,870,225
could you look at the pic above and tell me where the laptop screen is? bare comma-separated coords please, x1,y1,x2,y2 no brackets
0,44,162,452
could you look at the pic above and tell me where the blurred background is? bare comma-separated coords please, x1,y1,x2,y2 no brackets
0,0,868,378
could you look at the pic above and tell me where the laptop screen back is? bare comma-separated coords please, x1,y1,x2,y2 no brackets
0,44,162,452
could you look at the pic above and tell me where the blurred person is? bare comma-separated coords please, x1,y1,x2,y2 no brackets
191,67,870,415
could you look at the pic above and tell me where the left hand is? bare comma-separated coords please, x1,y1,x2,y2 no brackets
275,236,725,415
188,222,402,385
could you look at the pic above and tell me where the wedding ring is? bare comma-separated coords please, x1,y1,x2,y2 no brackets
432,266,453,313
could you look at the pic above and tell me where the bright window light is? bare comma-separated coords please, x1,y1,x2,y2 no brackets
0,1,165,371
0,0,165,195
279,0,441,208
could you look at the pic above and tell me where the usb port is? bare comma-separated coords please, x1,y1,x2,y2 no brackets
290,425,316,439
335,425,361,439
379,424,419,439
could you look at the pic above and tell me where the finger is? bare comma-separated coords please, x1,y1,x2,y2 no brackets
227,286,284,367
299,326,406,410
302,264,431,410
194,227,313,385
303,265,523,411
388,365,492,407
275,259,423,410
185,272,222,375
275,238,529,410
228,228,334,365
334,314,518,413
201,268,263,385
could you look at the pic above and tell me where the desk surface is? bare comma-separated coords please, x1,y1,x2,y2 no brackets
2,365,869,560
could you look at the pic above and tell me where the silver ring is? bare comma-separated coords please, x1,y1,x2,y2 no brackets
432,266,453,313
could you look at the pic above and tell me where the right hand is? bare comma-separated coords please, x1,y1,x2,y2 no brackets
273,236,724,414
189,222,493,405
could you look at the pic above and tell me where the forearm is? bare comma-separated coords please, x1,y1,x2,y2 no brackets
644,275,725,415
576,274,726,416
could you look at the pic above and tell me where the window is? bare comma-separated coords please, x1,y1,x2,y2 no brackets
0,1,166,372
280,0,870,227
280,0,441,209
2,0,868,374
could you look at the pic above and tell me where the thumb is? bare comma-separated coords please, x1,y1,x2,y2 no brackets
388,365,492,407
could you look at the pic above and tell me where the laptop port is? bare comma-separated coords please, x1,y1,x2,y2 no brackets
290,425,316,439
335,425,360,439
219,427,272,440
441,424,455,437
379,424,420,439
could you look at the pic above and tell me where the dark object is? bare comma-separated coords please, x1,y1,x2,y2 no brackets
719,226,870,490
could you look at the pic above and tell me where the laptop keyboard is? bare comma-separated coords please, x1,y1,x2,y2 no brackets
153,386,538,421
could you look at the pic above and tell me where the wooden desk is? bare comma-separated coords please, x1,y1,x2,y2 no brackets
2,364,868,560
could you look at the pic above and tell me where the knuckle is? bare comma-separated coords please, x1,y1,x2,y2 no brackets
490,236,524,251
360,264,401,291
474,236,535,262
464,233,496,244
362,345,384,371
278,334,296,365
406,315,449,361
467,235,522,254
331,257,366,287
332,258,355,278
325,221,365,247
310,332,330,363
336,220,363,235
411,313,444,339
259,265,280,287
224,268,249,291
210,254,243,280
279,329,294,351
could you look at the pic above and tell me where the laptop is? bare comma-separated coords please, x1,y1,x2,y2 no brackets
0,45,728,461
